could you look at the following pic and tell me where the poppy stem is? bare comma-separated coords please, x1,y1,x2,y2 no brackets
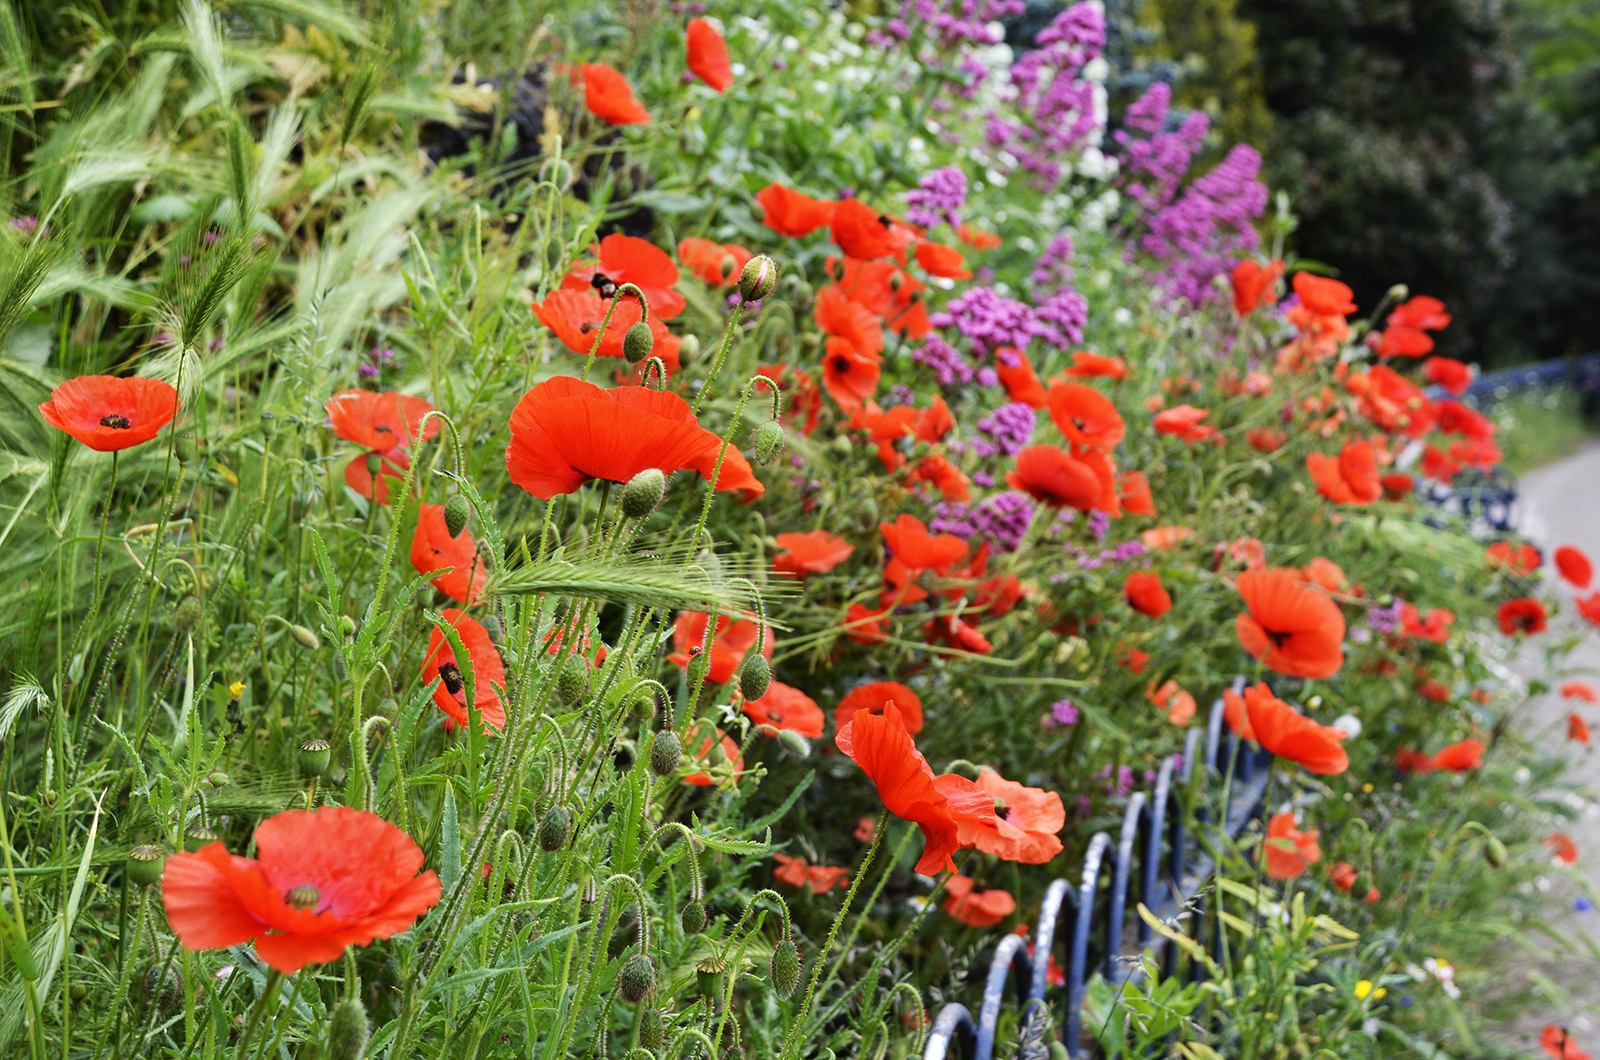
233,969,281,1060
689,301,746,417
580,284,647,384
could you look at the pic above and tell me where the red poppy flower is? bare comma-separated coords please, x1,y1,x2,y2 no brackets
1300,558,1346,593
843,602,891,643
830,198,911,260
757,363,822,436
505,377,754,499
1542,1026,1595,1060
1220,688,1257,741
1556,545,1594,589
1497,598,1547,636
773,530,854,577
1581,592,1600,627
1380,472,1414,500
854,816,877,842
915,394,956,442
1391,295,1451,331
161,807,441,974
914,240,971,279
1264,811,1321,879
1292,273,1357,316
1436,399,1495,439
822,340,882,413
668,611,773,685
39,375,180,452
815,284,885,359
835,701,961,874
836,681,923,734
1307,440,1382,505
1005,444,1116,512
1235,569,1346,680
1486,540,1541,575
908,453,971,502
1328,862,1380,902
581,63,650,125
772,853,849,894
421,609,506,731
1152,404,1218,445
1118,470,1157,516
410,502,487,605
1062,351,1128,380
1374,325,1433,358
1565,682,1599,703
756,184,836,237
1046,381,1125,449
678,237,751,286
1416,678,1451,703
1394,747,1436,773
1248,427,1287,453
851,402,919,471
1118,646,1150,673
343,449,410,504
1569,712,1591,744
1448,436,1502,471
995,348,1047,407
956,222,1002,249
1422,357,1471,395
1231,258,1284,315
682,721,744,786
531,290,681,368
942,876,1016,927
924,613,993,655
563,233,684,319
1547,831,1580,866
1433,738,1485,772
326,389,439,451
1124,571,1172,617
1399,602,1454,643
742,681,825,738
685,18,733,91
1147,680,1196,726
880,513,967,573
1346,365,1437,437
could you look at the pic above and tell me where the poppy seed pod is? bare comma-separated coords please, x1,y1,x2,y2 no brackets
174,596,202,634
623,321,655,364
650,730,683,776
681,899,707,934
290,624,321,651
639,1008,665,1053
695,955,727,998
738,255,779,302
769,938,800,998
184,826,218,852
299,737,332,776
556,654,589,706
1386,283,1410,304
619,953,655,1003
739,654,771,702
365,451,383,476
538,805,572,851
753,420,784,465
777,729,811,758
443,494,471,538
622,468,666,518
1484,835,1509,868
327,997,369,1060
126,845,166,887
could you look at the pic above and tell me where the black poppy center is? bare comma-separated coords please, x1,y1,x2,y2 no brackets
374,422,394,435
100,414,132,429
590,271,618,299
993,799,1010,820
1266,628,1291,649
439,661,465,695
876,214,893,228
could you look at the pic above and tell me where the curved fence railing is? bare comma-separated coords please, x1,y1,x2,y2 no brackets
923,680,1273,1060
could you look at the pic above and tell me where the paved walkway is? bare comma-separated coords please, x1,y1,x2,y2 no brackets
1500,440,1600,1042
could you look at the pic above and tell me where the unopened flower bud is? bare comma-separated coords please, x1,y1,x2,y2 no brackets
1351,872,1374,898
619,953,656,1003
1386,283,1410,304
327,997,369,1060
622,468,666,518
299,738,332,776
679,334,700,363
738,255,779,302
777,729,810,758
888,270,904,292
707,741,727,768
290,624,320,651
686,650,711,687
1484,835,1508,868
444,494,471,538
769,938,800,998
650,730,683,776
338,615,356,637
639,1008,665,1052
126,845,166,887
739,654,771,702
681,899,707,934
753,420,784,465
174,596,202,634
207,771,230,789
623,321,655,364
538,805,572,852
539,157,574,192
556,654,589,706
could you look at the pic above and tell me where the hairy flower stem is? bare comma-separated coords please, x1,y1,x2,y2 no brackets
690,301,747,417
580,284,647,383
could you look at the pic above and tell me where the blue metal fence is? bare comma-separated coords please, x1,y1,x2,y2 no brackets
922,685,1273,1060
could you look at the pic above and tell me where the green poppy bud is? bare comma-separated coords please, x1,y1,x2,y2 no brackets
739,654,771,702
538,805,572,852
639,1008,665,1053
539,157,574,192
738,255,779,302
695,955,727,999
290,624,320,651
1351,872,1374,898
679,334,700,363
1386,283,1410,304
622,468,666,519
1048,1043,1071,1060
1485,835,1508,868
556,654,589,706
206,771,230,789
769,939,800,999
686,650,711,687
174,596,202,634
327,997,369,1060
444,494,471,538
623,322,655,364
299,737,332,776
777,729,811,758
126,845,166,887
753,420,784,465
365,451,383,477
650,730,682,776
681,900,707,935
619,953,656,1004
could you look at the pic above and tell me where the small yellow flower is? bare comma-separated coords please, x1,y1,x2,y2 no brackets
1361,783,1374,794
228,680,246,699
1354,980,1387,1000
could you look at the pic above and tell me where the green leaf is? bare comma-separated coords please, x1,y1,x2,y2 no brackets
440,783,461,894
